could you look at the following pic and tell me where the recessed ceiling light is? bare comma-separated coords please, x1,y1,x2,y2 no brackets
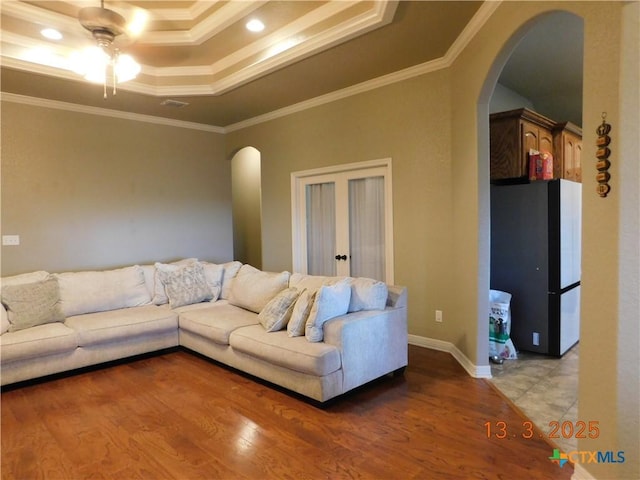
41,28,62,40
246,19,265,33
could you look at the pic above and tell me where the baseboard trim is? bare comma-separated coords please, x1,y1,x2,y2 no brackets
408,334,492,379
571,464,598,480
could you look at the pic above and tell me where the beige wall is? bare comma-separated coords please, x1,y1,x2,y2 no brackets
228,2,638,478
1,2,637,477
1,101,233,275
226,69,455,344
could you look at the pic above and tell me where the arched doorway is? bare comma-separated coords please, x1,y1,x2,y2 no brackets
477,10,584,453
231,146,262,267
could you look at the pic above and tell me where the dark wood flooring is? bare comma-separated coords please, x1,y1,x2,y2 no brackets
1,345,573,479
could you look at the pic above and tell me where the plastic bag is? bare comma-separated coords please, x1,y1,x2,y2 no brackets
489,289,518,360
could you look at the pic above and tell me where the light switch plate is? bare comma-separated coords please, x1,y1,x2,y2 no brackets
2,235,20,246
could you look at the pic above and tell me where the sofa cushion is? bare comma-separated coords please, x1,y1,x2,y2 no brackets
230,325,341,377
0,323,78,363
348,277,388,312
305,279,351,342
56,266,151,317
258,287,300,332
228,265,290,314
289,273,346,291
2,277,66,332
64,305,177,347
178,302,259,345
287,289,316,337
157,262,213,308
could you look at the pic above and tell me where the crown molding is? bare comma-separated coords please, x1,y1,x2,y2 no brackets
1,1,499,134
225,0,501,132
0,92,224,133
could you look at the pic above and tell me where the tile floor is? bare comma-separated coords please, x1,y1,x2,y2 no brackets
490,344,579,453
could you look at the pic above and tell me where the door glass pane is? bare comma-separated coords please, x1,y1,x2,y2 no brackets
348,176,385,281
306,182,336,276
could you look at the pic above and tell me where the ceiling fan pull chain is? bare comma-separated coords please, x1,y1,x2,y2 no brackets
113,52,117,96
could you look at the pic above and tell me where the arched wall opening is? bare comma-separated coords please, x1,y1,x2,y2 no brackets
475,10,584,368
231,146,262,268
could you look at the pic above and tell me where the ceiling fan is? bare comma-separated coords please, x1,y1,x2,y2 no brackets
70,0,148,98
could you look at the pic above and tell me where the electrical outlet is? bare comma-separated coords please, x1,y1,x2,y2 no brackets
2,235,20,246
435,310,443,323
533,332,540,346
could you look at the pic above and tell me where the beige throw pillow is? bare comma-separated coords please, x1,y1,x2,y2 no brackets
2,277,65,332
305,279,351,342
258,287,300,332
348,277,388,312
228,265,290,313
287,289,316,337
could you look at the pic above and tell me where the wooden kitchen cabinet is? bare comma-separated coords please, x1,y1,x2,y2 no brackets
553,122,583,182
490,108,555,182
490,108,582,183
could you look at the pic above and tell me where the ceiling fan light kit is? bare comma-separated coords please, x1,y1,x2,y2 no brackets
73,1,143,98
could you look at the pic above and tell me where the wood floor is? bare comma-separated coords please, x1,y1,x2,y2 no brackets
1,346,573,479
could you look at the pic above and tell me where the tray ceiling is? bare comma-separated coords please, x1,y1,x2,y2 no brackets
1,1,485,128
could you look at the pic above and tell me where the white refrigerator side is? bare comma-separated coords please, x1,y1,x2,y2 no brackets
560,285,581,354
559,180,582,288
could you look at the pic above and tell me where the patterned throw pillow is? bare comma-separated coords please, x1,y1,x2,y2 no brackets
258,287,300,332
287,289,316,337
152,258,199,305
158,262,213,308
305,279,351,342
2,277,65,332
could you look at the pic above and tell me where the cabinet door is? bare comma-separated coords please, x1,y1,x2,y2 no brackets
521,120,540,175
539,129,554,155
573,141,582,182
561,133,583,182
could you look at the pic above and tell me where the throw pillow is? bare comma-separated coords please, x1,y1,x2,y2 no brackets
157,262,213,308
2,271,50,287
258,287,300,332
152,258,198,305
348,277,388,312
287,289,316,337
305,279,351,342
201,262,224,301
1,277,65,332
1,303,9,334
220,261,243,299
228,265,290,313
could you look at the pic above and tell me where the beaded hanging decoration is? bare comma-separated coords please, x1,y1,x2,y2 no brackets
595,112,612,197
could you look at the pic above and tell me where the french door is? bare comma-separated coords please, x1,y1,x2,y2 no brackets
291,159,394,284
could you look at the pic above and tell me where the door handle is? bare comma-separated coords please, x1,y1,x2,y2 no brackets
335,254,347,261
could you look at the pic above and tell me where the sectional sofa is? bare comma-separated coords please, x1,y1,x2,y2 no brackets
0,260,408,402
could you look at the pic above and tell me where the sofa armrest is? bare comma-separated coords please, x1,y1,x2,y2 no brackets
323,305,408,394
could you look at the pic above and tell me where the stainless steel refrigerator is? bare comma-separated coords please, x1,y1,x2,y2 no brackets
490,179,581,356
